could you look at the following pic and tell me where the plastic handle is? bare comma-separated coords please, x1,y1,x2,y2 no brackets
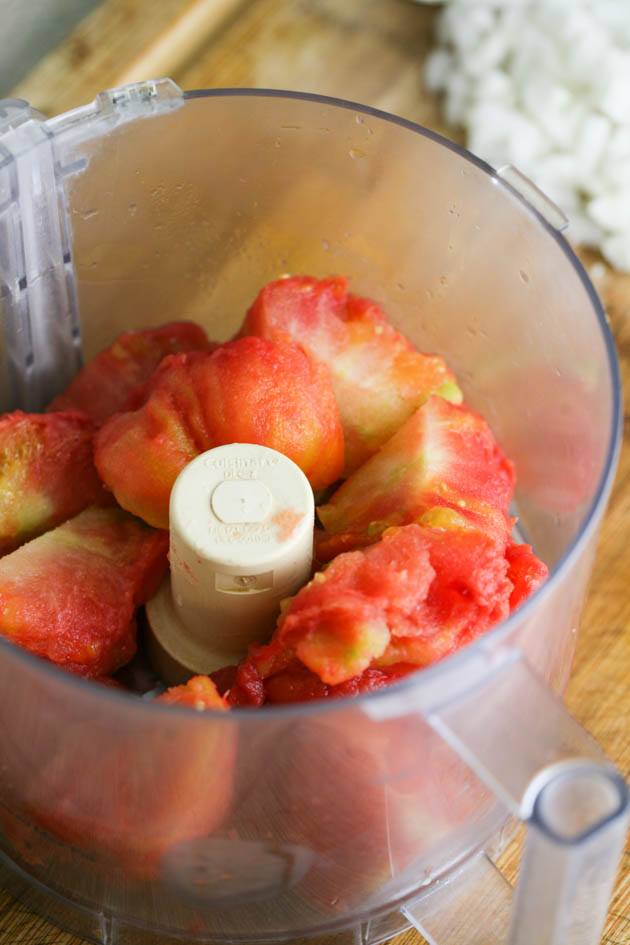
402,653,629,945
0,80,183,410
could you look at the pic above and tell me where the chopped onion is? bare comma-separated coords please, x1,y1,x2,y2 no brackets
424,0,630,269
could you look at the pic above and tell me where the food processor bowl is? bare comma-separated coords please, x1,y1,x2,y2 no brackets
0,83,626,945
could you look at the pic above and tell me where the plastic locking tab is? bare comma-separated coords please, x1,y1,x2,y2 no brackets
496,165,569,233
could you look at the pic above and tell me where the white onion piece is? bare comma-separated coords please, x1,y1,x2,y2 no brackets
424,0,630,270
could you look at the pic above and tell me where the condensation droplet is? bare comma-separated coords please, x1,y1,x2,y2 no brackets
322,239,331,252
81,208,98,220
396,282,405,291
128,202,137,216
273,138,281,148
439,275,448,286
349,147,367,160
519,269,530,284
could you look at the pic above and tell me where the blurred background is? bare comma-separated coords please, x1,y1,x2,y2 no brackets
1,0,438,115
3,0,630,273
0,0,99,92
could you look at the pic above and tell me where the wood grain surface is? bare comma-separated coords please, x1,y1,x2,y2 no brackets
3,1,629,943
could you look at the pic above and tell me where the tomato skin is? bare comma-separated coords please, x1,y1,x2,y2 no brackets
0,410,109,557
48,321,211,425
225,657,415,705
262,663,330,703
225,660,267,707
95,336,344,528
241,275,462,474
0,506,168,677
261,661,416,704
210,664,238,697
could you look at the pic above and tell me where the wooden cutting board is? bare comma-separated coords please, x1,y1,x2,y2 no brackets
2,2,629,943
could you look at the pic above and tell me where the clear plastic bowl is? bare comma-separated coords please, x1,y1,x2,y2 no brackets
0,86,623,945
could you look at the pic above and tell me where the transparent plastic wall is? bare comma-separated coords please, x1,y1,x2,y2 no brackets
67,93,613,559
0,92,621,945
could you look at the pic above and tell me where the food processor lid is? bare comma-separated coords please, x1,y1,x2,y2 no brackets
0,78,184,411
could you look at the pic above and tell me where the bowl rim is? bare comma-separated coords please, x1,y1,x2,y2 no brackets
0,87,622,721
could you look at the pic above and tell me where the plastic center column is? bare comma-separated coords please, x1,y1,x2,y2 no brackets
146,443,315,685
